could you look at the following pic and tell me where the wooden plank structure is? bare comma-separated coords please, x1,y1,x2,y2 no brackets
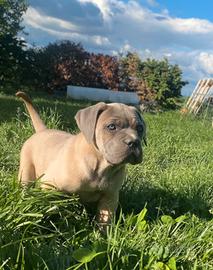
185,78,213,115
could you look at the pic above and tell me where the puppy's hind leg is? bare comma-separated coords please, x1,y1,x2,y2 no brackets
18,155,36,187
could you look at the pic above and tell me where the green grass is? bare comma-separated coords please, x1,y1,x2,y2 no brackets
0,92,212,270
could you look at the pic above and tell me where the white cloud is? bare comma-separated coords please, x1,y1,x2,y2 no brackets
23,7,111,47
198,52,213,74
23,7,81,32
167,17,213,34
119,42,135,54
78,0,114,22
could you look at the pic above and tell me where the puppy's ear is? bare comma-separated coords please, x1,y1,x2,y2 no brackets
142,122,147,146
135,109,147,146
75,102,107,144
143,135,147,146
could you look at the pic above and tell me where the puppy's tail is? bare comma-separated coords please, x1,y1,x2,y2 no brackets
16,91,47,133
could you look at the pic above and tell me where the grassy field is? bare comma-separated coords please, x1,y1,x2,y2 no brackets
0,92,212,270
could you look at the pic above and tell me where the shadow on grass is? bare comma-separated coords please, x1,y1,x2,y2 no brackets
0,96,21,123
119,185,212,220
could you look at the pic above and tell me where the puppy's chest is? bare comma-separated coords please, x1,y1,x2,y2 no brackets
78,160,112,191
81,171,111,192
80,165,125,194
78,173,112,203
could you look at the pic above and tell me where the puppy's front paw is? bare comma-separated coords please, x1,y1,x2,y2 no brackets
98,209,112,234
98,209,111,224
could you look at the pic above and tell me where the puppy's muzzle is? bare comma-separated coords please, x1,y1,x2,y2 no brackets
124,138,140,148
123,138,142,165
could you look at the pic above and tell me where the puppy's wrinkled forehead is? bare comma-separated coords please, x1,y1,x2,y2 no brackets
98,103,141,126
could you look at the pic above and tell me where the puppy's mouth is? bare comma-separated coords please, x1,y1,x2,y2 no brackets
104,146,142,166
126,148,142,165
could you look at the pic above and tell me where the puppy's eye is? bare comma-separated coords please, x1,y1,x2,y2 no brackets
107,123,116,131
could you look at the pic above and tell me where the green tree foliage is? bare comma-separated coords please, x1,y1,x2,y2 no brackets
26,41,89,92
121,52,188,107
141,58,187,107
0,0,27,90
119,52,156,102
0,0,27,36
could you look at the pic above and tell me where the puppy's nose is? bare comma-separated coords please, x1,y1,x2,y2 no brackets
124,138,140,148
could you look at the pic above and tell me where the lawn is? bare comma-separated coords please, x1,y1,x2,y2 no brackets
0,92,212,270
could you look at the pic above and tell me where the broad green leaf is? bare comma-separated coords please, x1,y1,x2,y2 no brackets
167,257,177,270
175,215,187,223
137,220,147,231
72,248,104,263
153,261,170,270
137,207,147,223
161,215,174,224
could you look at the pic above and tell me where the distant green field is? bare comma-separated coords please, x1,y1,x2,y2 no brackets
0,92,212,270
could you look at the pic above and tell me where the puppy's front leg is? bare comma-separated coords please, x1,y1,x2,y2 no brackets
97,192,119,226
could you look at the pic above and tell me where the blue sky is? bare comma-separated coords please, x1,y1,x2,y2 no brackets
22,0,213,95
144,0,213,20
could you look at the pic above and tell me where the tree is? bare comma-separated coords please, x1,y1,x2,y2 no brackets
88,53,120,90
120,53,187,107
119,52,156,100
27,41,89,92
0,0,27,36
0,0,28,90
119,52,141,91
141,58,187,107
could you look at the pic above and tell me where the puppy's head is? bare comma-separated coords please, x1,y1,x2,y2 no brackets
75,102,146,165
